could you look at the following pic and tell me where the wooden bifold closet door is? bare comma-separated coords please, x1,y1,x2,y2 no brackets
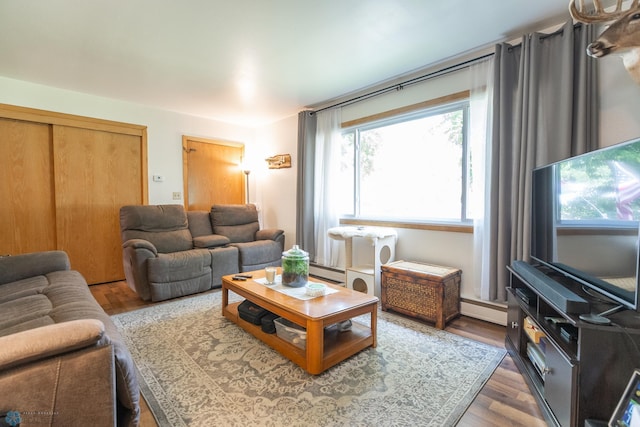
0,105,147,284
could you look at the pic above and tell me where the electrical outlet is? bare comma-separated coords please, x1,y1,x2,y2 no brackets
172,192,181,200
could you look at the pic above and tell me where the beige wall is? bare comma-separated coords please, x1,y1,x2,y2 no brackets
253,115,299,248
599,54,640,147
1,38,638,325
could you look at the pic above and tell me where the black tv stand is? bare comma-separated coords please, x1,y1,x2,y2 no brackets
506,262,640,427
579,304,625,325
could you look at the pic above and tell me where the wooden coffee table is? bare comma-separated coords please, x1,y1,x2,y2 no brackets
221,269,378,375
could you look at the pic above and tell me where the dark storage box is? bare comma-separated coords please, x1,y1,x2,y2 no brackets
260,312,279,334
238,299,270,325
381,260,461,329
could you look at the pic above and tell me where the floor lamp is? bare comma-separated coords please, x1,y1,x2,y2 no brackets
243,167,251,203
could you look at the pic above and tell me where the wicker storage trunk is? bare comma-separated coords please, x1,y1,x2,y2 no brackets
381,260,461,329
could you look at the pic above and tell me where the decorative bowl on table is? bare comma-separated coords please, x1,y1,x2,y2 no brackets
305,283,326,297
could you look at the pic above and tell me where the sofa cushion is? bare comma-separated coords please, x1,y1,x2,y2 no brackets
214,222,259,243
120,204,187,231
232,240,283,267
211,204,260,243
0,275,48,304
149,275,212,302
211,204,259,225
120,205,193,253
186,210,213,237
0,294,53,335
124,229,193,253
193,234,230,248
0,250,70,285
0,316,55,337
147,249,212,283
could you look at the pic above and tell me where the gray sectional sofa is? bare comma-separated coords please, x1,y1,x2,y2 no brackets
0,251,139,427
119,203,284,302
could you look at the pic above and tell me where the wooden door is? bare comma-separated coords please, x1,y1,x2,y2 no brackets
0,103,147,285
183,136,245,211
0,118,56,255
53,125,144,284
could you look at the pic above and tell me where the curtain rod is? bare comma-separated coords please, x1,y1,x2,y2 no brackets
313,52,495,114
312,20,580,114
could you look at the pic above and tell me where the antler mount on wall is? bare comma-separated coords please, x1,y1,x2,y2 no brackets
265,154,291,169
570,0,640,84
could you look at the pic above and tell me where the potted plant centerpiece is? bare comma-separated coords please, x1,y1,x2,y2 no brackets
281,245,309,287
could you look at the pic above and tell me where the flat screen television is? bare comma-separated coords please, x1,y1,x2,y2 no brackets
531,137,640,317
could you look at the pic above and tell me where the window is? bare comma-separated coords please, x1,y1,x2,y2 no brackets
337,100,472,223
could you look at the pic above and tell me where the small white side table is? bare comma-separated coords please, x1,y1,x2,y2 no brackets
327,226,397,297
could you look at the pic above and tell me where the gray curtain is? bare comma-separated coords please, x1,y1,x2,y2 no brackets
296,110,317,260
488,20,599,302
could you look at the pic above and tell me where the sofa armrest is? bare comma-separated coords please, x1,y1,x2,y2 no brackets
193,234,231,248
0,319,106,371
0,250,70,286
121,239,159,301
256,228,284,242
122,238,158,255
0,320,117,426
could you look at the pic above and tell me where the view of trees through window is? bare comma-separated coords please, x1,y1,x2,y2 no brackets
338,102,470,222
559,143,640,223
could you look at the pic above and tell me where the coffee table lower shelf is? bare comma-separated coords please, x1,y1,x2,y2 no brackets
223,301,374,374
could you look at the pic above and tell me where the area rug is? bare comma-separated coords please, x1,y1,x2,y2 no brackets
112,290,505,427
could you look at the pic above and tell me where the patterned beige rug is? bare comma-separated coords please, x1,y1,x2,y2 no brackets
112,290,505,427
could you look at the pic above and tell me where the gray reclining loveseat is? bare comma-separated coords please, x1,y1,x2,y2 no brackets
119,204,284,302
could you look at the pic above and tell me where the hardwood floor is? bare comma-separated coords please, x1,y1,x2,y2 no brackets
91,281,547,427
448,317,547,427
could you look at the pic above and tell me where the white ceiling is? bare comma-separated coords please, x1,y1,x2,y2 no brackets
0,1,572,127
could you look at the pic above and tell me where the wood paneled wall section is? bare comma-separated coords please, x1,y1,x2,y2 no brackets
0,103,148,284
